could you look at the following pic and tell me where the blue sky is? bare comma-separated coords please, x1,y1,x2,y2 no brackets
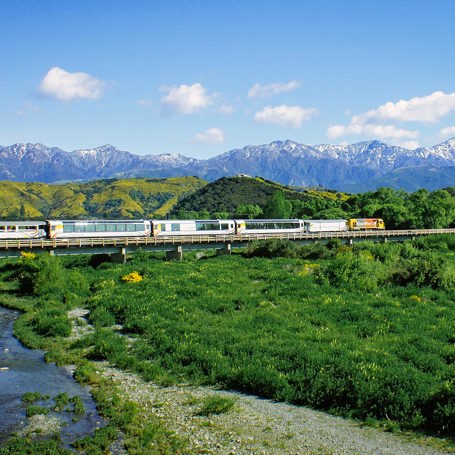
2,0,455,158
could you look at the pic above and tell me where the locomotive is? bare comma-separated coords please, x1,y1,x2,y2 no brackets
0,218,385,240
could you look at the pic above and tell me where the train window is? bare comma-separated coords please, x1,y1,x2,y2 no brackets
116,224,126,231
171,224,180,231
74,224,86,233
63,224,75,233
196,222,218,231
126,223,142,232
0,226,5,231
221,223,229,230
105,224,115,232
95,224,107,232
7,226,16,231
18,225,34,230
85,224,96,232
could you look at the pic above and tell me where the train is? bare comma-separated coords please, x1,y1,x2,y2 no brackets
0,218,385,240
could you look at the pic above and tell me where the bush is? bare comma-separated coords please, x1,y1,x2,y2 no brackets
32,307,72,338
89,329,128,362
18,254,67,299
194,396,236,416
90,306,116,328
321,251,382,290
243,239,300,258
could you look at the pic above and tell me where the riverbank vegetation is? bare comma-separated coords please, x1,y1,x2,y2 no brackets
0,235,454,453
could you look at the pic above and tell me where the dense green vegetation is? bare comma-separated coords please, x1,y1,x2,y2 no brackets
0,175,454,230
0,177,206,219
173,177,455,228
0,235,453,454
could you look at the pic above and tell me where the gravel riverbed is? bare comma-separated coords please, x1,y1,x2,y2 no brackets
100,365,452,455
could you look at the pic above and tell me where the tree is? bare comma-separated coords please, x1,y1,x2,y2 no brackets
263,191,293,218
234,204,263,219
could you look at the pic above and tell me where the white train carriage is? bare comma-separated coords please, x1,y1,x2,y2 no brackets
47,220,151,238
237,219,305,234
303,219,348,233
0,221,47,239
152,219,236,236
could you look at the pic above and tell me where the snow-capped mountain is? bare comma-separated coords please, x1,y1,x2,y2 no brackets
1,139,454,191
0,144,198,183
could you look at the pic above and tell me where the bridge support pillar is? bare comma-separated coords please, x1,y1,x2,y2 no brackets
348,239,353,246
166,246,183,261
111,248,128,264
49,250,55,256
383,237,388,243
216,243,232,256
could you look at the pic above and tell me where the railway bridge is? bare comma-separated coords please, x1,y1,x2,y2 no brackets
0,228,454,262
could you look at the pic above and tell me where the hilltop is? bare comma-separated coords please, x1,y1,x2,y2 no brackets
170,176,348,217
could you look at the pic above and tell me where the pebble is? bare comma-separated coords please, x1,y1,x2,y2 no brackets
98,363,451,455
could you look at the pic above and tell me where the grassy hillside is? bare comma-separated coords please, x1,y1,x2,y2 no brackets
171,176,348,216
0,177,206,219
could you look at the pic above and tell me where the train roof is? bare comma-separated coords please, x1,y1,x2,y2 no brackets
46,219,148,223
0,221,46,226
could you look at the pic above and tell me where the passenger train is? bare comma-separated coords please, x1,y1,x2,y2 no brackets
0,218,385,240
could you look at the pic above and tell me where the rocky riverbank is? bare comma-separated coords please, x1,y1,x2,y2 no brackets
99,364,452,455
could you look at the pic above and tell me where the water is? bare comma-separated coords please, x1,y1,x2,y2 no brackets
0,305,103,445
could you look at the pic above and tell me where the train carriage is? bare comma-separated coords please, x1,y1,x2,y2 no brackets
0,221,47,239
47,220,151,238
151,219,236,237
237,219,304,234
303,219,348,233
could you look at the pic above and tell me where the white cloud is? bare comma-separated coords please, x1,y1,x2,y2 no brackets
160,83,212,115
248,80,301,98
354,91,455,124
254,104,317,128
191,128,225,145
440,125,455,138
39,67,105,101
325,91,455,144
327,123,419,141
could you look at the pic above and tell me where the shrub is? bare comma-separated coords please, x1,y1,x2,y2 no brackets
121,271,143,283
90,306,116,328
18,254,67,299
194,396,236,416
90,329,128,362
21,392,43,403
243,239,300,258
321,251,381,290
26,405,49,417
32,307,72,338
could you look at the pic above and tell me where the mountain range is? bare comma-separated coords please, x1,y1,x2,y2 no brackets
1,139,455,192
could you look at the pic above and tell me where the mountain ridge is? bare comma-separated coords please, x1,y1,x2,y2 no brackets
1,138,455,191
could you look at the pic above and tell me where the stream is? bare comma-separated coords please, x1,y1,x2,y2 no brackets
0,305,103,445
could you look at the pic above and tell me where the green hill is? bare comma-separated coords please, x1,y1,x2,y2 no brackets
170,176,349,217
0,177,206,219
